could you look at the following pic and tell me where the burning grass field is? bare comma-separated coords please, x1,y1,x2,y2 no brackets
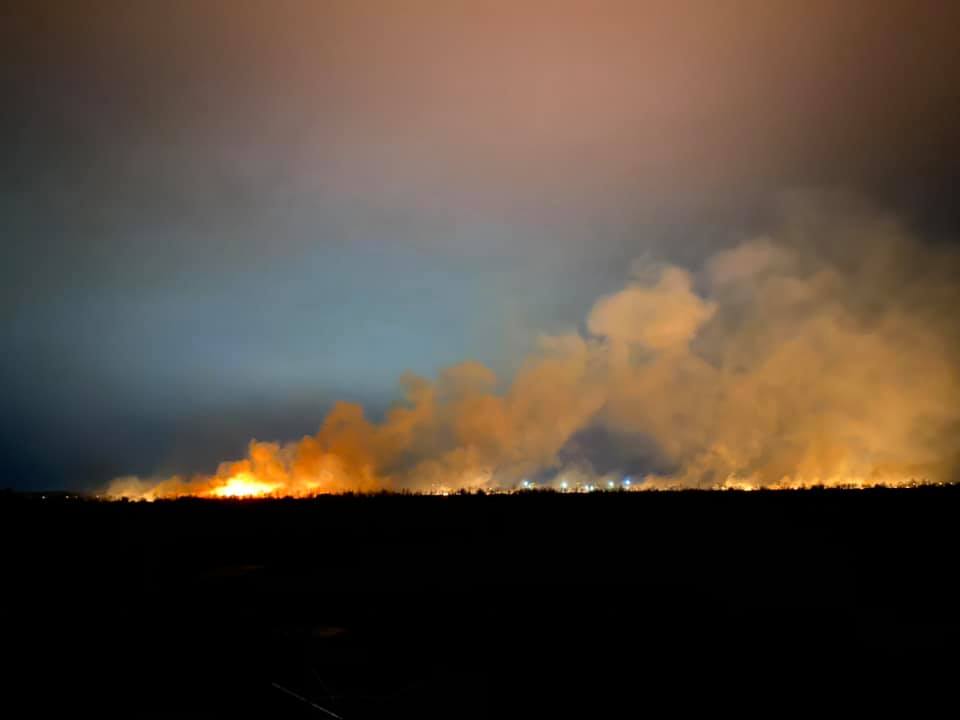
5,486,959,717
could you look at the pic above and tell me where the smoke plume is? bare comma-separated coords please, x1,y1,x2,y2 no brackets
110,193,960,497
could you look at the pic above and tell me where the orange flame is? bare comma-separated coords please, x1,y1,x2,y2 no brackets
208,473,279,499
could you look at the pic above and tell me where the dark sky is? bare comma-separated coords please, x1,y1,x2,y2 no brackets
3,1,960,490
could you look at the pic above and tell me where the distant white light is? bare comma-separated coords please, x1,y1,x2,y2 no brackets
623,477,632,487
560,481,568,490
607,481,615,489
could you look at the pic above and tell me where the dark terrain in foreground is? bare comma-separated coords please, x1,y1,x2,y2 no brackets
5,487,960,717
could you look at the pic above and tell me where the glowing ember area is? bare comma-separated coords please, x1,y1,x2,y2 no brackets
208,474,278,499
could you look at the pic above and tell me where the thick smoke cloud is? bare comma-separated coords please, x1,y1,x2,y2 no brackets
110,193,960,497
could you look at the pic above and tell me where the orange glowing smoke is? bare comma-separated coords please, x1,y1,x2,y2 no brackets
106,196,960,500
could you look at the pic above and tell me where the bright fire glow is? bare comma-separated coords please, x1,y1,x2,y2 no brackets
208,473,279,498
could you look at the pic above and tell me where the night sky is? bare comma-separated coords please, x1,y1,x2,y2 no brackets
4,1,960,491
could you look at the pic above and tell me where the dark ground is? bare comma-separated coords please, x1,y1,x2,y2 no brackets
4,487,959,717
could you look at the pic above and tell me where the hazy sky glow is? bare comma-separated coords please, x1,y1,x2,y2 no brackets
3,1,960,489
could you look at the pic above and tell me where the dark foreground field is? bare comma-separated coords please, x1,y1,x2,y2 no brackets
5,487,959,717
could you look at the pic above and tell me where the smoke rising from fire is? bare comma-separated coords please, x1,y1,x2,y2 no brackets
110,193,960,497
